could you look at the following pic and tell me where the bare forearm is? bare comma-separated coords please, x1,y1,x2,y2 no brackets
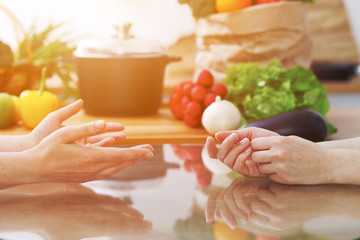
328,149,360,185
318,137,360,150
0,151,37,189
0,134,35,152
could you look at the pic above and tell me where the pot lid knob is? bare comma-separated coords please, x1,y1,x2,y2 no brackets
109,22,134,40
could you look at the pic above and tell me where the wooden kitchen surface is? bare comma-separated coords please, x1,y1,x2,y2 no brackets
1,105,359,144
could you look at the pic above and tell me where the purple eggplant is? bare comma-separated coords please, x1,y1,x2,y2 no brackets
245,109,328,142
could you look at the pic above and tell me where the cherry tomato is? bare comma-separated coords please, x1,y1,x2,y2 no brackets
196,70,214,88
180,95,191,113
183,82,195,97
185,101,203,117
190,85,208,102
183,114,201,128
169,92,184,119
203,93,217,107
211,83,227,99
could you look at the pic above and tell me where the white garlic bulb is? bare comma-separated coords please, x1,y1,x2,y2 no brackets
201,96,241,134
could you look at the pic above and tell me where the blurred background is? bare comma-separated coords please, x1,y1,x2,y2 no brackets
0,0,359,58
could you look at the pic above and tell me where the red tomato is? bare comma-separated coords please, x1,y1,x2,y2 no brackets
211,83,227,99
190,85,208,102
185,101,203,117
180,95,191,113
203,93,217,107
183,82,195,97
173,81,190,96
196,70,214,88
169,92,184,119
183,114,201,128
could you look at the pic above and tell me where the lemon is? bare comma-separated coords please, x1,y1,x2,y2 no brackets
0,93,15,129
215,0,253,13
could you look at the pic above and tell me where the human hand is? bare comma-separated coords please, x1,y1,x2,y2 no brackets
28,99,126,148
0,183,152,239
23,120,154,184
251,135,334,184
206,127,278,177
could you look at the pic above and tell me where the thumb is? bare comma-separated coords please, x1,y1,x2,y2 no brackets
51,99,84,123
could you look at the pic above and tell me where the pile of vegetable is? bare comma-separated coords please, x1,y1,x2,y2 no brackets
169,70,228,128
224,61,337,136
178,0,314,18
0,67,60,130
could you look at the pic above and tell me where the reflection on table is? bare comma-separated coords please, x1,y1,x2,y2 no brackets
0,144,359,240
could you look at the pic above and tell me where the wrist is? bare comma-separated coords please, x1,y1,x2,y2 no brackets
326,149,360,185
0,150,41,189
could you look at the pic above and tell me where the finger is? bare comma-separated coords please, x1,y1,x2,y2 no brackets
206,192,221,222
214,131,236,143
49,99,84,124
89,137,116,147
131,144,154,152
95,159,139,179
106,147,154,160
251,150,272,164
49,120,113,144
232,146,252,173
223,189,248,224
217,133,241,161
223,138,250,168
251,137,275,151
246,160,267,177
86,132,127,144
258,163,276,175
206,136,218,159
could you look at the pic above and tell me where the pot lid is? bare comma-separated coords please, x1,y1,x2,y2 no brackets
74,22,167,58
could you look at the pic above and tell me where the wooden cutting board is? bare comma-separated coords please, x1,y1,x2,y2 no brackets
64,107,209,145
1,107,209,145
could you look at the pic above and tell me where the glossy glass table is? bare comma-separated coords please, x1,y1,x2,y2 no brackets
0,144,360,240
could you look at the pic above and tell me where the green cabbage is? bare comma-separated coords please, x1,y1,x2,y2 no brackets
224,61,337,135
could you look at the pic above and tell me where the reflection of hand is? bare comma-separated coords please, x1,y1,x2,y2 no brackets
0,183,152,240
206,177,360,231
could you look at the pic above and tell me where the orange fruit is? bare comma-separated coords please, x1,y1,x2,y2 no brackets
213,221,248,240
215,0,253,13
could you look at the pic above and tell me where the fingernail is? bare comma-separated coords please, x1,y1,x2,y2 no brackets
240,138,249,145
229,133,238,141
144,152,153,158
244,147,252,153
94,120,105,130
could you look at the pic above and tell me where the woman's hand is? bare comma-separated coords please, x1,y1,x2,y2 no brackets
206,127,278,177
251,135,336,184
25,120,154,184
28,99,126,148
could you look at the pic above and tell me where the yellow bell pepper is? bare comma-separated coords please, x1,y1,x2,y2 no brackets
19,68,60,129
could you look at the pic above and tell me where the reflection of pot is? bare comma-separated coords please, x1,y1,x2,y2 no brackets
73,22,181,116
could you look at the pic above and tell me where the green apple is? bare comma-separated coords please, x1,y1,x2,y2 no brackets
0,93,15,128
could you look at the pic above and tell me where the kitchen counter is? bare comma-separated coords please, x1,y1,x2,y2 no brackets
0,144,360,240
1,105,359,144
